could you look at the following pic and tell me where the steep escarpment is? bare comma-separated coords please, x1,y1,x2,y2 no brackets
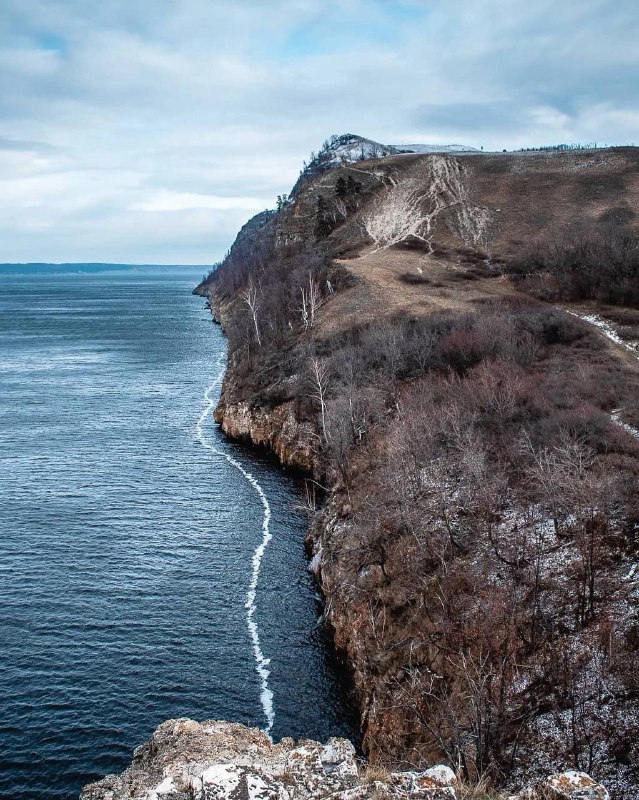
198,140,639,798
214,397,315,472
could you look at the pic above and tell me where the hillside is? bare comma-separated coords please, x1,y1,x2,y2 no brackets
288,134,479,197
196,143,639,798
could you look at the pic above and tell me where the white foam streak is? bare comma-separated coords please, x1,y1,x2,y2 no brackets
195,352,275,735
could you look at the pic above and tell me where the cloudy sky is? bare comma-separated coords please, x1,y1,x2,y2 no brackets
1,0,638,264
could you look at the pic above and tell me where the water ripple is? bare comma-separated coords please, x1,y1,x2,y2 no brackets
195,353,274,734
0,270,357,800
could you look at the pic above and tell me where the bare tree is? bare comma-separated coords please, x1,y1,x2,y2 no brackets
308,356,331,444
240,278,262,347
363,179,429,250
299,274,324,330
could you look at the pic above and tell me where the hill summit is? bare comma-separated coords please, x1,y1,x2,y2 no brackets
291,133,478,195
195,141,639,798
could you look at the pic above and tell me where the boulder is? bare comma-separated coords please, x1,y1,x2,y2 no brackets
81,720,609,800
508,770,609,800
539,771,609,800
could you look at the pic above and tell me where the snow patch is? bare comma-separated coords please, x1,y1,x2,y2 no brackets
564,310,637,355
561,311,639,442
315,134,478,168
393,143,479,154
148,776,176,799
363,155,490,251
611,409,639,440
319,134,401,167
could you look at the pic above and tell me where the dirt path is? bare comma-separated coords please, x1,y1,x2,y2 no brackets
562,306,639,437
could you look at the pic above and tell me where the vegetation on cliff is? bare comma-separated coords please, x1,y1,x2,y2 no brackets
81,719,611,800
198,140,639,798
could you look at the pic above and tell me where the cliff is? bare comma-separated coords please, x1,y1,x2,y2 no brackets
81,719,610,800
197,140,639,797
214,397,315,472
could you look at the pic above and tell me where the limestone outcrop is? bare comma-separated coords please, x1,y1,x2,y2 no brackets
81,721,610,800
80,720,456,800
214,399,316,473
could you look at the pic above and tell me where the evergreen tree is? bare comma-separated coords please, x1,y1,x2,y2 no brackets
346,176,362,196
335,177,347,200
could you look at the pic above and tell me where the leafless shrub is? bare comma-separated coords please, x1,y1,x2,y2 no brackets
510,228,639,307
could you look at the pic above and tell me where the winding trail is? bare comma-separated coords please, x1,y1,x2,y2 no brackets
563,308,639,440
195,352,275,735
564,309,638,355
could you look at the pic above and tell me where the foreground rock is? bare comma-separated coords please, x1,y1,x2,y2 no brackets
80,719,452,800
81,720,608,800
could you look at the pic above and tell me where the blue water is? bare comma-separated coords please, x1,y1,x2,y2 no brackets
0,267,356,799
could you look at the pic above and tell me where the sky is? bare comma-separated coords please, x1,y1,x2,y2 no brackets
1,0,638,265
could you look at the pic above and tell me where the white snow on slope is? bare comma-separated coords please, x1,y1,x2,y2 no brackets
393,143,480,154
319,135,400,167
564,309,639,362
564,310,638,354
318,134,478,167
563,309,639,442
611,409,639,440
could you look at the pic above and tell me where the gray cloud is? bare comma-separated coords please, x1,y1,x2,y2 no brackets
412,103,526,137
0,0,638,263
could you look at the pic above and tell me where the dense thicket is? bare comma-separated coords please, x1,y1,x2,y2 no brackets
510,227,639,307
314,301,639,783
206,198,639,794
305,302,639,790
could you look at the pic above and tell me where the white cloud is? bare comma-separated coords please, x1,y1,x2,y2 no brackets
131,190,267,212
0,0,637,262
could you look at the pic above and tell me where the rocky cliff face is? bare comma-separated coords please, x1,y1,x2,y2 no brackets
214,398,316,472
81,719,609,800
194,141,639,797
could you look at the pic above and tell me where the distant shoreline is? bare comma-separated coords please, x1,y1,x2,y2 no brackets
0,262,210,276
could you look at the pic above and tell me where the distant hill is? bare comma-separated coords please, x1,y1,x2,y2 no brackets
393,142,480,154
290,133,478,195
0,263,207,275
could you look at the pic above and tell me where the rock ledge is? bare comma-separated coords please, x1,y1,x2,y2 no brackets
81,720,608,800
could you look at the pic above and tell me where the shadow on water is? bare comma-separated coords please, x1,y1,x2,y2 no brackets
214,428,362,750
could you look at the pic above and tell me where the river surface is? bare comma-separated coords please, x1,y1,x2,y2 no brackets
0,266,357,800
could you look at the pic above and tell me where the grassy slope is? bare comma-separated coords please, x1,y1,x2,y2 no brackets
206,147,639,798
